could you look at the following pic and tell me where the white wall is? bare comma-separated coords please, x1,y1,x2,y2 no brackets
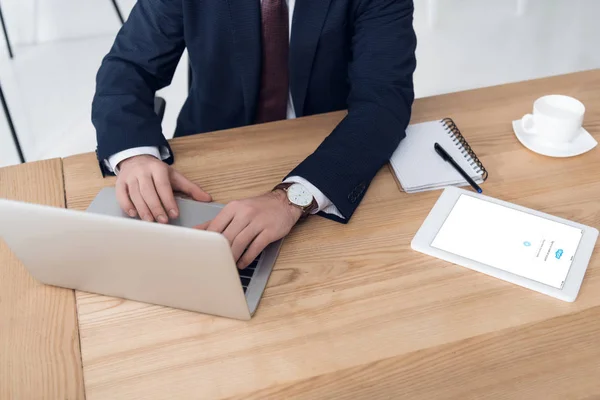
413,0,600,97
0,0,599,167
1,0,137,45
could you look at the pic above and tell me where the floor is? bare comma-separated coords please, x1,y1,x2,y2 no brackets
1,0,600,168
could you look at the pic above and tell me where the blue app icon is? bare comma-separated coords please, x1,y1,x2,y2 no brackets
555,249,564,259
523,241,531,247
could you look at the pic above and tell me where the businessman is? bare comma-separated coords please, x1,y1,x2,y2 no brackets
92,0,417,268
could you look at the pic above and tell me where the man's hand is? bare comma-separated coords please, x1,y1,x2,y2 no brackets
195,190,302,269
116,155,212,223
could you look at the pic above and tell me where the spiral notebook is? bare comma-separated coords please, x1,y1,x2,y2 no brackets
389,118,488,193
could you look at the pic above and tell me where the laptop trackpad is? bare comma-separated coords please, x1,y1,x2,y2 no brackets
86,187,224,228
170,197,224,228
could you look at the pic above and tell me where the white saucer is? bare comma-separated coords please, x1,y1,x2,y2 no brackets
512,120,598,158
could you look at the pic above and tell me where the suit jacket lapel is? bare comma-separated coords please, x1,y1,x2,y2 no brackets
290,0,333,117
228,0,261,124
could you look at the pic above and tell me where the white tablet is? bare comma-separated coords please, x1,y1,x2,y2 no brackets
411,186,599,301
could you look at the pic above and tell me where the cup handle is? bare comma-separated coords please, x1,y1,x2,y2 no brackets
521,114,536,134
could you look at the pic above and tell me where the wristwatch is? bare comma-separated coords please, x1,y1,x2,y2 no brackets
273,182,318,217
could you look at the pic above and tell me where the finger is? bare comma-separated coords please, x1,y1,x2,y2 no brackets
171,171,212,202
238,231,271,269
153,169,178,219
193,221,210,230
206,206,236,233
231,224,262,262
116,180,137,218
138,176,168,223
221,214,252,245
128,180,153,222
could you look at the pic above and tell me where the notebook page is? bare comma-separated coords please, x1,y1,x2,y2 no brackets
389,120,482,191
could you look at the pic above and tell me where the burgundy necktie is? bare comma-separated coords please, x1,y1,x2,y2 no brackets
255,0,289,123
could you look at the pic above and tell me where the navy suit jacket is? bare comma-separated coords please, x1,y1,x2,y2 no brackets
92,0,417,223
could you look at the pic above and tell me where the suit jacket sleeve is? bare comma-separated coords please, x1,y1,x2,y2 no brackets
286,0,417,223
92,0,185,175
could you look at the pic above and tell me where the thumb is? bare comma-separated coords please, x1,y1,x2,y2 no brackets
171,171,212,202
193,221,210,230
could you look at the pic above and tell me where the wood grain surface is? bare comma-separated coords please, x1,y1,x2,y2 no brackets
63,70,600,399
0,159,85,400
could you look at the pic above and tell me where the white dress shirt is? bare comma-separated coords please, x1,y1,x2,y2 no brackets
104,0,344,219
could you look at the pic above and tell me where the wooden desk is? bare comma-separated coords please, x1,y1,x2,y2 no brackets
0,160,84,399
54,70,600,398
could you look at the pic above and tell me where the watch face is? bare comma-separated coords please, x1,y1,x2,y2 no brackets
287,183,313,207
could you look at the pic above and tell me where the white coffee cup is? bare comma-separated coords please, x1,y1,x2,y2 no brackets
521,95,585,144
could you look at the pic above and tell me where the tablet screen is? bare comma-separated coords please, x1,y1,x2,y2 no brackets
431,194,584,289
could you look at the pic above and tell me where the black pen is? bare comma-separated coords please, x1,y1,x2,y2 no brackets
434,142,483,193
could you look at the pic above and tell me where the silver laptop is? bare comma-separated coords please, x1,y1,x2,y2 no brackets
0,187,283,320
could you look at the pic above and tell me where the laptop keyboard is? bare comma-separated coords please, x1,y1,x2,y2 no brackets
238,256,261,293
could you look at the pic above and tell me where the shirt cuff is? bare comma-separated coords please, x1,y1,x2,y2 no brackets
283,176,345,219
105,146,171,174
